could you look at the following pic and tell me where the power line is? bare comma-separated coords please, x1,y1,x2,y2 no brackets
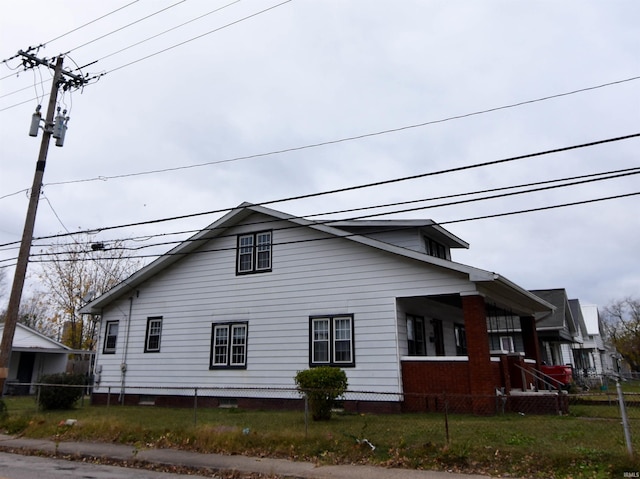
13,166,634,253
30,76,637,187
16,132,634,242
10,165,638,255
19,191,640,265
22,177,640,264
440,191,640,226
43,1,142,46
73,0,243,70
0,133,640,253
62,0,189,55
0,0,281,88
104,0,293,76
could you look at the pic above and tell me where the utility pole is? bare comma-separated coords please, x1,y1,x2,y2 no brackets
0,52,87,396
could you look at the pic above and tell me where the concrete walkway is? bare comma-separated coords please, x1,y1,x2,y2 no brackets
0,434,490,479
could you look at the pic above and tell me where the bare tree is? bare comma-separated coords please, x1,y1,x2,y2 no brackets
603,297,640,371
36,233,141,351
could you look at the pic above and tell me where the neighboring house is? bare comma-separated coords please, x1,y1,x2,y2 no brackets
0,322,73,395
81,202,556,414
529,289,581,367
578,304,616,379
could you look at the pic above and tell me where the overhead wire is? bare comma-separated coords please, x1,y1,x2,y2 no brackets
6,131,633,243
103,0,293,76
42,0,142,46
10,165,639,253
22,174,640,263
19,191,640,265
62,0,189,55
0,135,638,260
73,0,243,70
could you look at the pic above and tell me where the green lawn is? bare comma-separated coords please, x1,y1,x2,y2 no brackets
1,395,638,478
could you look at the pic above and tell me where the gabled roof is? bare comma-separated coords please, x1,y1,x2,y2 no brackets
530,288,578,341
80,202,553,316
568,299,587,344
326,219,470,249
580,304,602,336
0,322,71,353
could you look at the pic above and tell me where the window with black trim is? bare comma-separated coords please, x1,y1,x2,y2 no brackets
145,317,163,352
406,314,427,355
424,237,447,259
103,321,119,354
454,323,467,355
310,315,355,367
210,322,248,368
237,231,272,274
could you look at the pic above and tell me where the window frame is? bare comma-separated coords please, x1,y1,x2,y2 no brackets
424,236,447,259
454,323,467,355
210,322,248,369
406,314,427,356
500,336,515,353
309,314,355,367
103,321,119,354
144,316,163,353
236,231,272,275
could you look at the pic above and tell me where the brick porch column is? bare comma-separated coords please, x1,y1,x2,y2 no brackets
520,315,542,388
520,316,541,366
461,293,495,414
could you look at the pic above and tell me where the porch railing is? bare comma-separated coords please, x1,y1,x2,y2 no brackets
513,363,565,391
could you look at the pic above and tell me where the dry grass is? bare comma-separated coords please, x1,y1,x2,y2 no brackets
1,395,639,478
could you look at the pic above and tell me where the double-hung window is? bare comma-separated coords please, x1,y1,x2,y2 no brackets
210,322,248,368
103,321,119,354
406,314,427,356
310,315,355,367
237,231,272,274
145,317,163,353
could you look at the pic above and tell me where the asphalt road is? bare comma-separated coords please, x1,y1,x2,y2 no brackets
0,452,208,479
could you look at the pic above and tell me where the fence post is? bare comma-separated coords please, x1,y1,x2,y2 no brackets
616,378,633,458
107,386,111,409
304,393,309,438
194,387,198,427
443,392,450,446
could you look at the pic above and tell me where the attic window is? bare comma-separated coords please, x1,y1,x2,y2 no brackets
424,237,447,259
237,231,272,274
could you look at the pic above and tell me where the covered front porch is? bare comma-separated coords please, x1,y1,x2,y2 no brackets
396,291,565,414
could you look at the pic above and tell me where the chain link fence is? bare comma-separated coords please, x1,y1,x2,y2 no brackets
2,378,638,476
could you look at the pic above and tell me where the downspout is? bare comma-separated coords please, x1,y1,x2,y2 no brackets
120,296,134,404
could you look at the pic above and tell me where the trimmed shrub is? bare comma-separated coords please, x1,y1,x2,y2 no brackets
295,367,348,421
37,373,85,410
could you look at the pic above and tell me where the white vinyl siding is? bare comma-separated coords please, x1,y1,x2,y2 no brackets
94,212,472,396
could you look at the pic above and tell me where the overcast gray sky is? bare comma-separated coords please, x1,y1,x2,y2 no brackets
1,1,638,310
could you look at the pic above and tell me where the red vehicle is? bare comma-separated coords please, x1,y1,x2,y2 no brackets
540,365,573,386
